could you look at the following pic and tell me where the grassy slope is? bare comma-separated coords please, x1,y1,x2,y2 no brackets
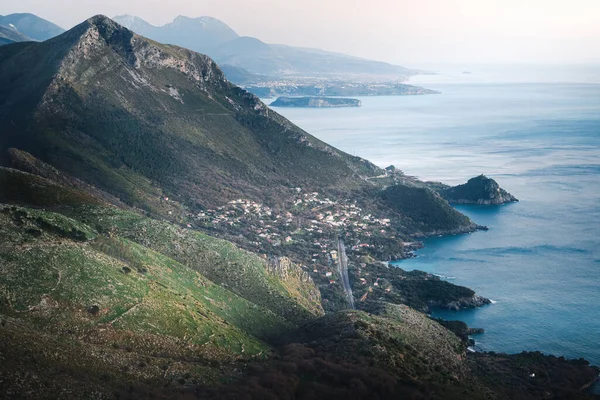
0,160,325,397
0,205,290,347
75,205,323,324
197,306,486,399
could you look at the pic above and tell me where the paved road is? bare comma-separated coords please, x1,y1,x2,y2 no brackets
337,238,355,309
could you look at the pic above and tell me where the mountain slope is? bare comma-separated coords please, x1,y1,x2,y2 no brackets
196,306,600,399
113,14,416,77
0,13,64,41
0,165,326,394
212,38,417,77
1,15,599,400
0,24,33,45
381,183,477,235
0,15,382,216
0,166,323,326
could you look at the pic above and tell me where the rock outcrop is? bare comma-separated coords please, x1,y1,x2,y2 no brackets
442,295,492,311
440,175,518,205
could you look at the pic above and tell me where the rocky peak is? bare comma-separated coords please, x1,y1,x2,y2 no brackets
86,15,134,49
52,15,227,87
86,14,115,27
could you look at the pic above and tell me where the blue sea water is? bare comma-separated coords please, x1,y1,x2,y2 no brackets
266,77,600,386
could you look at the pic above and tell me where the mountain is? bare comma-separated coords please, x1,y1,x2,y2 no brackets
0,13,64,41
0,14,477,264
213,39,417,77
0,24,32,45
439,175,519,205
113,14,417,78
114,14,239,54
1,167,598,397
0,15,384,216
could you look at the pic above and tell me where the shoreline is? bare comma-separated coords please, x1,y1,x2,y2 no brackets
396,211,600,374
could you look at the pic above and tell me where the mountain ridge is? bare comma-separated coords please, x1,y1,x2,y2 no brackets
112,14,417,77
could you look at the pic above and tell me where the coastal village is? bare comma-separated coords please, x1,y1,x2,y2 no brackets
181,188,420,306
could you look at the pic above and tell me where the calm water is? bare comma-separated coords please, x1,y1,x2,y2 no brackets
266,80,600,380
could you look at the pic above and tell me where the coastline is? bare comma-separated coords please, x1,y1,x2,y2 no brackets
393,206,600,378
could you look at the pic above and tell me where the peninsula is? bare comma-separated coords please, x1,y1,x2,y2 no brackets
270,96,362,108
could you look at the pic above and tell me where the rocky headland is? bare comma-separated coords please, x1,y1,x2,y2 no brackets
439,174,519,205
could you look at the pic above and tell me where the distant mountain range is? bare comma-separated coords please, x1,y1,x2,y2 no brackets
0,23,32,45
0,12,418,80
113,14,417,78
114,14,239,54
0,13,64,43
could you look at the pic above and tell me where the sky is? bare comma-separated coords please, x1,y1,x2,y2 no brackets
3,0,600,66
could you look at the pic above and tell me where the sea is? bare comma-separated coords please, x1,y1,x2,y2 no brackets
264,64,600,391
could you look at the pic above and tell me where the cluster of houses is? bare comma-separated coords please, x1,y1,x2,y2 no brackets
192,189,408,291
195,190,396,249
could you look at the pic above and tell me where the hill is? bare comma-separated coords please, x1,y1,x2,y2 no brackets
0,166,326,396
0,15,488,311
113,14,417,78
195,306,600,400
440,175,519,205
0,13,64,41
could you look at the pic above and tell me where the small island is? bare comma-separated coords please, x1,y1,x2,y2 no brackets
439,175,518,205
270,96,362,108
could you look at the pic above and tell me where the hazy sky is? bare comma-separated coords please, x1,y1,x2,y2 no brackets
3,0,600,65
